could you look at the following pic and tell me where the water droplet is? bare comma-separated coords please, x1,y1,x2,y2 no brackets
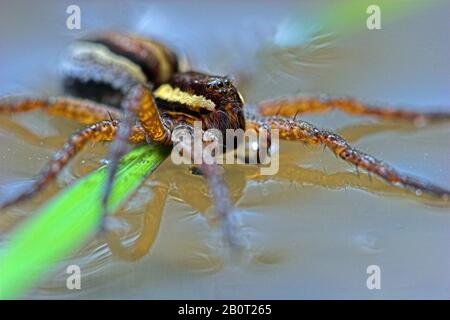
415,189,423,196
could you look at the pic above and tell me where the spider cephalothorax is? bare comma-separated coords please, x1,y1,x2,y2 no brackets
154,71,246,135
1,32,450,251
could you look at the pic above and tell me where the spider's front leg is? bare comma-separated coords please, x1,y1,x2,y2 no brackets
100,84,172,227
0,120,146,209
251,115,450,200
259,95,450,125
171,123,244,249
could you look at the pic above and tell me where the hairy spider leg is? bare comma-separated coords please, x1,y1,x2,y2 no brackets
245,113,446,203
171,123,244,249
0,96,122,124
244,114,272,164
0,120,146,210
101,84,172,227
259,96,450,125
257,116,450,200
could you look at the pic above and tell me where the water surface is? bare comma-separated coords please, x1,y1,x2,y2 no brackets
0,0,449,299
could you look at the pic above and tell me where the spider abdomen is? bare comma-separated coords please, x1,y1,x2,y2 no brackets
62,32,180,108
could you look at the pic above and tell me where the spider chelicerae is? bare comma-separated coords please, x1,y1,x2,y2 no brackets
0,32,449,246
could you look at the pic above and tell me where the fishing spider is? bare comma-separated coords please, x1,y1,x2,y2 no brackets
1,32,449,247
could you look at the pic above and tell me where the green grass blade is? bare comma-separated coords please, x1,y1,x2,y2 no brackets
274,0,441,47
321,0,439,35
0,144,170,299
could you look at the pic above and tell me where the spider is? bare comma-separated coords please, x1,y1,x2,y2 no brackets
1,32,450,247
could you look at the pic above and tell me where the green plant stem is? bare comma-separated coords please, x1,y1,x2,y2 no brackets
0,144,170,299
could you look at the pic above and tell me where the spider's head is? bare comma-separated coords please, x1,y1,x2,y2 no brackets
161,71,246,133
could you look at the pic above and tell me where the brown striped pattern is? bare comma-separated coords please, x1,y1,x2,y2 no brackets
91,32,179,85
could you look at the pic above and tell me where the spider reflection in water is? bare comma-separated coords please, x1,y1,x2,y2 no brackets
0,32,449,256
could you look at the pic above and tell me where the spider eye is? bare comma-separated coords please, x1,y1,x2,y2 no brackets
224,79,231,86
216,80,224,88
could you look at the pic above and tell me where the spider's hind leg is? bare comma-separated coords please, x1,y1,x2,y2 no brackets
0,96,121,124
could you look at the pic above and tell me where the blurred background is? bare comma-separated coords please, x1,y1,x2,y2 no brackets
0,0,449,299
